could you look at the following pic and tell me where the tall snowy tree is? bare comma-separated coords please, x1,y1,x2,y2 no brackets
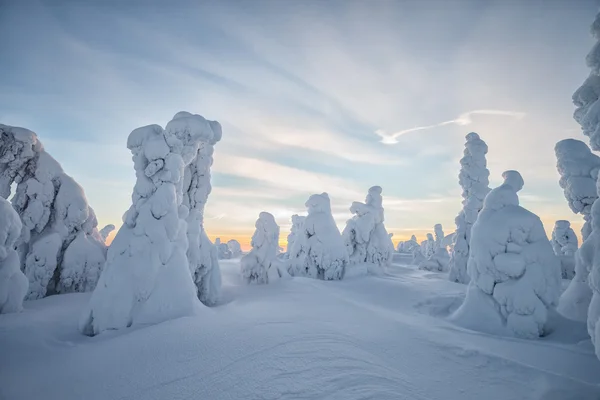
0,197,28,314
554,139,600,240
342,186,393,275
180,112,222,306
241,212,288,284
286,214,306,258
288,193,347,280
449,132,491,284
0,125,107,299
452,171,561,339
79,113,214,336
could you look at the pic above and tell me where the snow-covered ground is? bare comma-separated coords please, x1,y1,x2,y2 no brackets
1,258,599,400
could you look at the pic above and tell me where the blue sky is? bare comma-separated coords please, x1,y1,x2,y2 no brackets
0,0,597,247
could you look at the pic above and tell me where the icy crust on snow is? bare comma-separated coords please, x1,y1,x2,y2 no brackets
227,240,242,258
241,212,289,284
0,197,28,314
449,132,491,284
555,139,600,240
551,220,577,279
420,224,450,272
176,113,222,306
0,125,107,300
79,114,217,336
343,186,393,275
288,193,348,280
452,171,561,339
286,214,306,258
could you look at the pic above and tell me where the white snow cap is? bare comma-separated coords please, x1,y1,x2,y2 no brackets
449,132,491,284
288,193,348,280
0,197,28,314
452,171,562,338
80,112,219,336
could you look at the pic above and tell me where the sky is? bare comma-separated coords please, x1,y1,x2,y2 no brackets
0,0,598,250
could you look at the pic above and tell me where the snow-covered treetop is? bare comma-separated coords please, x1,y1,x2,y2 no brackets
306,193,332,214
255,212,278,237
554,220,571,231
426,233,434,241
167,111,223,146
483,170,523,210
410,235,417,242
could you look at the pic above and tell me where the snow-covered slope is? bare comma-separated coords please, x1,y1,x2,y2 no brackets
1,259,598,400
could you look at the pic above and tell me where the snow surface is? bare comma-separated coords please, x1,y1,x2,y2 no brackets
453,171,562,339
0,124,107,300
554,139,600,240
288,193,348,280
1,259,599,400
0,197,28,314
449,132,490,284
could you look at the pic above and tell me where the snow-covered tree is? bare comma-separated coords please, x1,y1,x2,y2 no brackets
419,224,450,272
397,235,420,253
0,197,28,314
342,186,393,274
0,125,107,300
423,233,435,259
555,139,600,240
551,220,577,280
79,113,213,336
180,112,222,306
215,238,232,260
449,132,491,284
288,193,348,280
99,224,115,243
286,214,306,258
241,212,288,284
227,239,242,258
452,171,561,339
411,243,426,265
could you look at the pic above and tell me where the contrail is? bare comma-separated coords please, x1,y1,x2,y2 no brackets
375,109,526,144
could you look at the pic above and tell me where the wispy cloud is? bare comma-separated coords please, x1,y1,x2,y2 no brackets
375,109,526,144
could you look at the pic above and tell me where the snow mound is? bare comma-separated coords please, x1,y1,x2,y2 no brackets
452,171,562,339
0,197,28,313
288,193,348,280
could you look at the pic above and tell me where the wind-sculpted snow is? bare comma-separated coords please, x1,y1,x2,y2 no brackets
343,186,393,275
555,139,600,240
449,132,491,284
0,197,28,314
551,220,577,280
288,193,348,280
241,212,288,284
0,125,107,300
79,113,215,336
452,171,561,339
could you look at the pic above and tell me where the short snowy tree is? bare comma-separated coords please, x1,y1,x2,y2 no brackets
288,193,348,280
551,220,577,280
423,234,435,259
215,238,232,260
180,112,223,306
286,214,306,258
419,224,450,272
411,243,426,265
227,239,242,258
0,125,107,299
342,186,393,275
449,132,491,284
555,139,600,240
452,171,561,339
99,224,115,243
0,197,28,314
79,113,213,336
398,235,420,253
241,212,288,284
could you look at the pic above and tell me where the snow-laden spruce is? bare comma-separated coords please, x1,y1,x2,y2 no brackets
0,125,107,300
397,235,420,253
215,238,232,260
555,139,600,240
419,224,450,272
0,197,28,314
241,212,289,284
227,240,242,258
452,171,561,339
449,132,491,284
79,113,215,336
587,201,600,358
423,234,435,259
342,186,393,275
551,220,577,280
179,112,222,306
288,193,348,280
99,224,115,243
286,214,306,258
